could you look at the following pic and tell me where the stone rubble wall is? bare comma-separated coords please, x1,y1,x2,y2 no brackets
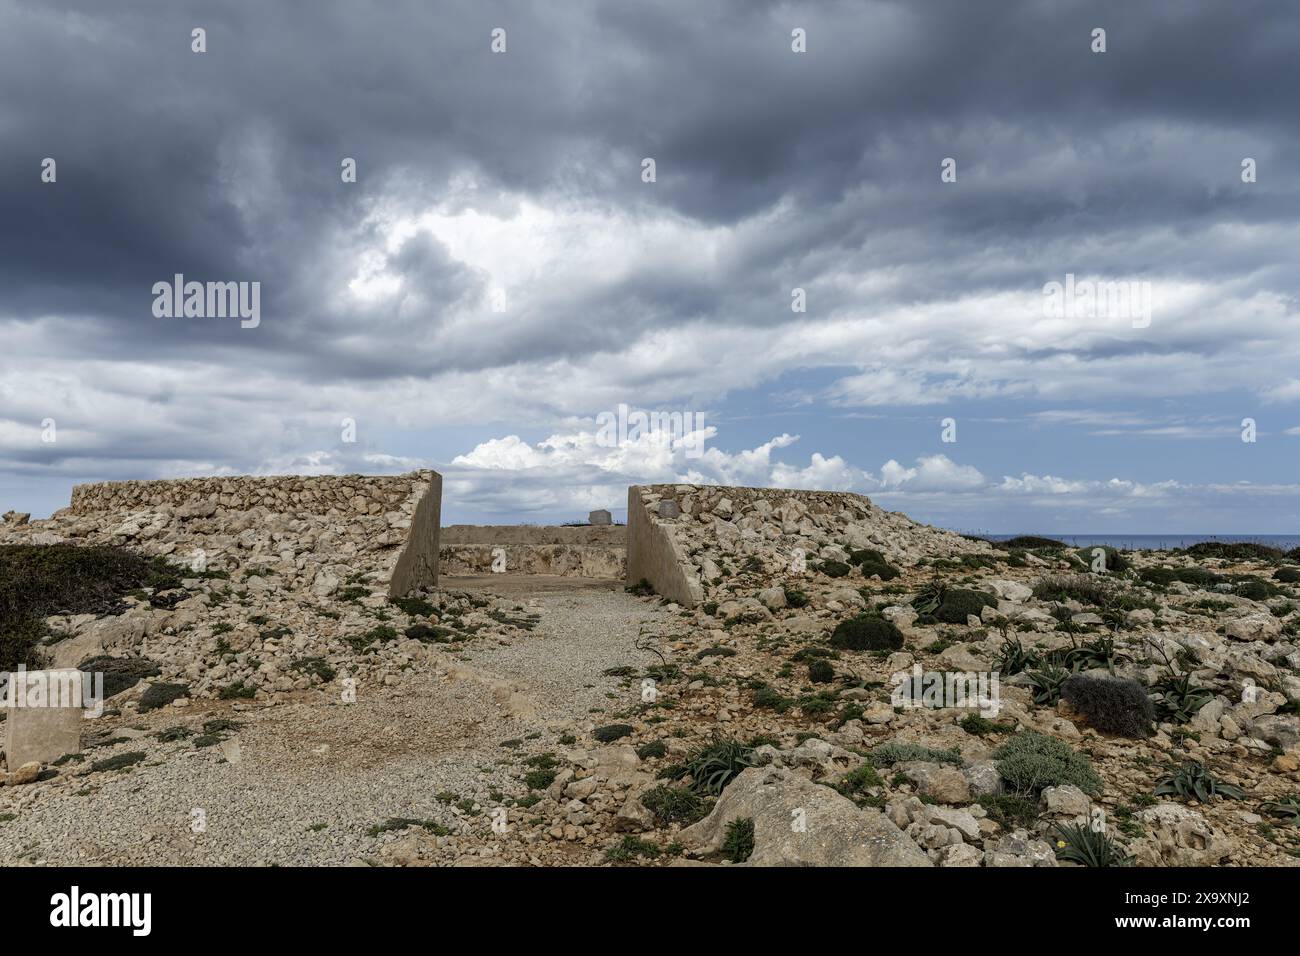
440,525,626,579
53,470,442,598
627,483,992,608
441,525,626,546
69,472,431,518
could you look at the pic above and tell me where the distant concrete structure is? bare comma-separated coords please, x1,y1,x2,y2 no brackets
588,509,612,525
439,524,626,578
4,669,85,768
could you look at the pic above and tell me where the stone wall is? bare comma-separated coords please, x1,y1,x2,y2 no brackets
440,525,626,579
441,525,626,546
626,482,988,608
69,473,430,517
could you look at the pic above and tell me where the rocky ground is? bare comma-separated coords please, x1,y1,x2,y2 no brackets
3,492,1300,867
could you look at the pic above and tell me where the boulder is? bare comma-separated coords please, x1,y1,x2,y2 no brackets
679,766,931,866
1132,803,1231,866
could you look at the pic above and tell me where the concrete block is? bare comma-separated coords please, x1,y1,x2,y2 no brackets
588,509,612,526
4,669,85,768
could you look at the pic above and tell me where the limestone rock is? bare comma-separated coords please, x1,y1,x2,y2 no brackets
679,766,932,866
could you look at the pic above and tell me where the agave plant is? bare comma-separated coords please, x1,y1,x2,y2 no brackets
665,737,755,796
1026,664,1070,706
1051,822,1133,867
910,578,946,616
1151,672,1213,724
995,635,1039,676
1154,760,1245,803
1263,796,1300,824
1057,634,1131,675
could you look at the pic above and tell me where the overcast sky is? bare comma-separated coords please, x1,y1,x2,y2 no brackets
2,0,1298,532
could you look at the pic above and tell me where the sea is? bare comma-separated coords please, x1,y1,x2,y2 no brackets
979,534,1300,552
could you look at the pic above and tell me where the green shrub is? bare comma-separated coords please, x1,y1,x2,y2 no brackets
834,762,883,801
1274,566,1300,584
1033,574,1113,606
994,730,1102,796
289,656,336,682
523,768,557,790
870,742,963,767
979,794,1039,829
89,751,146,773
1140,566,1222,589
636,740,668,760
77,655,161,698
849,549,900,581
641,785,710,826
1060,675,1153,738
722,818,755,862
999,536,1066,550
933,588,997,624
138,682,190,712
390,596,436,617
0,544,181,670
593,724,634,743
819,560,851,578
783,587,810,608
752,686,792,712
1185,541,1282,562
829,614,903,651
808,659,835,683
218,680,256,700
959,713,1012,736
1074,546,1129,573
604,835,661,863
1235,577,1282,601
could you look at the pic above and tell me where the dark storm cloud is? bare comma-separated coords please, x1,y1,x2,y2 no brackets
3,0,1299,378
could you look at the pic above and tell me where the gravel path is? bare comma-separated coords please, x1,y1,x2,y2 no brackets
0,581,671,866
454,577,669,721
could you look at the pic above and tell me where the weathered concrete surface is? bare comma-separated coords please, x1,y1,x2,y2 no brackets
680,766,933,867
4,670,85,768
387,471,442,598
625,485,704,607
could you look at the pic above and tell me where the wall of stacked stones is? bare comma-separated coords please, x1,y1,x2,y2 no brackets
636,483,875,521
68,471,436,517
